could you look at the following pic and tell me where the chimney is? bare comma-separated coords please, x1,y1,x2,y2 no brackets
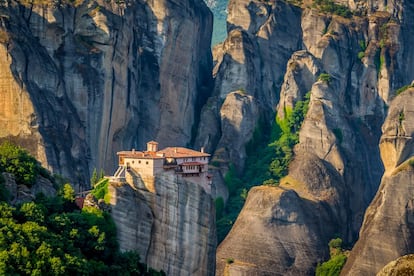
147,141,158,152
201,147,205,153
174,147,177,153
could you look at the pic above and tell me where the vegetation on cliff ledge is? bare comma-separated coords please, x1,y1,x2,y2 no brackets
0,142,164,275
0,141,51,188
216,92,310,242
316,238,348,276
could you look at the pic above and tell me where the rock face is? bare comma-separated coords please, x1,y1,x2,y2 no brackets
109,170,216,276
195,0,302,199
377,254,414,276
2,172,56,204
213,0,414,274
342,88,414,275
0,0,212,186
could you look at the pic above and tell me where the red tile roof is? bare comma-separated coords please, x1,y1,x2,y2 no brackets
117,150,164,159
157,147,210,158
117,143,210,159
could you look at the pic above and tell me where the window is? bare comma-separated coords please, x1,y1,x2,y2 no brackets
132,160,135,164
146,161,149,165
139,160,141,164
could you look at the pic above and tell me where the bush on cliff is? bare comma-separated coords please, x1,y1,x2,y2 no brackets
0,143,164,275
0,141,43,187
316,238,348,276
216,92,311,242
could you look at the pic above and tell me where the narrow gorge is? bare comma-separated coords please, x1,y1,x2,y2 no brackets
1,0,414,275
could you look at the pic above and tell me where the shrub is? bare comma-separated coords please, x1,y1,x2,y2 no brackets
318,73,331,84
91,178,110,203
329,238,343,249
316,238,347,276
316,253,347,276
226,258,234,264
396,84,414,95
313,0,353,18
0,141,42,187
263,178,278,186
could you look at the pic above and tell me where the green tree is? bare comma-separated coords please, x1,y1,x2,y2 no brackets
60,183,75,202
316,238,347,276
90,168,98,187
0,141,41,187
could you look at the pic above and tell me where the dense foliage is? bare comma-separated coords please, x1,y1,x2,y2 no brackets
316,238,348,276
312,0,353,18
0,141,50,187
0,142,163,275
216,93,310,242
0,185,163,275
91,178,110,204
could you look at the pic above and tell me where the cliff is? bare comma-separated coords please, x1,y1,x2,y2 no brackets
0,0,213,186
212,0,414,274
109,170,216,275
377,254,414,276
341,88,414,275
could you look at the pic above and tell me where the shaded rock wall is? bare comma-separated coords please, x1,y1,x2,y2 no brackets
212,0,414,274
0,0,212,186
342,88,414,275
109,170,216,276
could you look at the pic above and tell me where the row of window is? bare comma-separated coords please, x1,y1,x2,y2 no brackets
183,157,207,162
185,166,199,170
131,160,149,165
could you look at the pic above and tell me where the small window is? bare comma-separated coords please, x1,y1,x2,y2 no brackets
139,160,141,164
146,161,149,165
132,161,135,164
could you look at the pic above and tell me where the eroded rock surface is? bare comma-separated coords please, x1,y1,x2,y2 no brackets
214,0,414,274
109,170,216,276
342,88,414,275
0,0,212,186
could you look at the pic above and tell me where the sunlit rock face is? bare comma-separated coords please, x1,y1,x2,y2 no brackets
0,0,212,186
210,0,414,274
342,88,414,276
109,170,216,275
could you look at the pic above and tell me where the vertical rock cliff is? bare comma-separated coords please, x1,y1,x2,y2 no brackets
342,88,414,275
109,170,216,275
210,0,414,274
0,0,212,185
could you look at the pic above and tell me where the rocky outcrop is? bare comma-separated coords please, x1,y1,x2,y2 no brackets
0,0,212,186
109,170,216,276
342,88,414,275
2,172,56,204
377,254,414,276
214,0,414,274
195,0,302,199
